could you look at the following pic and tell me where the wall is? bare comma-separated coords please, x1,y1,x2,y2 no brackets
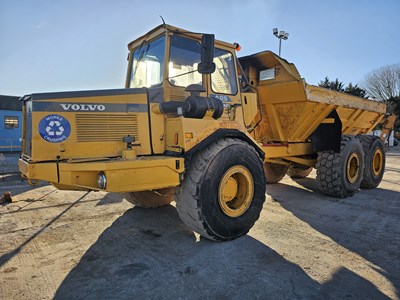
0,109,22,152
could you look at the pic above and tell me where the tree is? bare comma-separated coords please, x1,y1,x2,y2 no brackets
387,96,400,132
319,77,344,92
318,77,367,98
362,64,400,133
344,83,367,98
362,63,400,101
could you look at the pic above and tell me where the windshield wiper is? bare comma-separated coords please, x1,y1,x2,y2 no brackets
168,69,199,80
131,40,149,80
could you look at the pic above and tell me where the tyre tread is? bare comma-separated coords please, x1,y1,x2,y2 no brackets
176,138,265,241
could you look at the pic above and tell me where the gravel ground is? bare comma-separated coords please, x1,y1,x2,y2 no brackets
0,147,399,299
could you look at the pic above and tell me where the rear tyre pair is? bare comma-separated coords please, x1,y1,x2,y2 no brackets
359,135,385,189
316,135,364,197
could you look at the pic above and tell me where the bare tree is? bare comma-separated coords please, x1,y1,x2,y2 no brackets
362,63,400,100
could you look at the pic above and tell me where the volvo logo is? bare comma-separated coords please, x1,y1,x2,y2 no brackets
60,103,106,111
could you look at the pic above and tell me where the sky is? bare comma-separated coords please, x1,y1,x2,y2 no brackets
1,0,399,96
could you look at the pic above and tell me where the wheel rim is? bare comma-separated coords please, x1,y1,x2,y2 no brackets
372,148,383,176
218,165,254,218
347,153,360,184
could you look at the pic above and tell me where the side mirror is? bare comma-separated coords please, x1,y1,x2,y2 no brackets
198,34,216,74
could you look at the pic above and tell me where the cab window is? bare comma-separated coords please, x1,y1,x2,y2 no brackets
129,36,165,88
211,48,238,95
168,35,202,87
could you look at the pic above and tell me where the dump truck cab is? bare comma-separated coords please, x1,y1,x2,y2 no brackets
124,24,259,152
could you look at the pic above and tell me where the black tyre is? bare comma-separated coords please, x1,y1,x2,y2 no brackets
176,138,266,241
316,135,364,198
124,187,176,208
287,164,313,178
359,135,385,189
264,162,288,183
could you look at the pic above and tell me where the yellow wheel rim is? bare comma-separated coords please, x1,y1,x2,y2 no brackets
372,148,383,176
218,165,254,218
347,153,360,184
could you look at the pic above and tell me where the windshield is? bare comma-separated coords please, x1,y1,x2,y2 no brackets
129,36,165,88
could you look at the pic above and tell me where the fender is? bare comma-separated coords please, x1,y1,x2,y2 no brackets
309,109,342,153
184,128,265,160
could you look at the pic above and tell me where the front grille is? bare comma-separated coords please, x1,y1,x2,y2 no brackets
76,114,139,142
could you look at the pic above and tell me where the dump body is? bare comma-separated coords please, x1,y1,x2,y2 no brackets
239,51,386,146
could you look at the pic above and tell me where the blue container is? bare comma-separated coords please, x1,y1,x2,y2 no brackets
0,109,22,152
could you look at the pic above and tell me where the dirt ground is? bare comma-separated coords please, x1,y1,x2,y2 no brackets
0,147,399,300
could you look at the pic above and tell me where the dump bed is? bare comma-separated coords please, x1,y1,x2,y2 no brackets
239,51,386,143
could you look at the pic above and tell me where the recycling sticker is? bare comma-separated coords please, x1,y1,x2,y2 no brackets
38,114,71,143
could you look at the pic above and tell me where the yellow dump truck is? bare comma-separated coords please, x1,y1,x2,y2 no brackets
19,24,393,241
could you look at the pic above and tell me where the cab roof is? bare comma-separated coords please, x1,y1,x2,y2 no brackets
127,24,236,51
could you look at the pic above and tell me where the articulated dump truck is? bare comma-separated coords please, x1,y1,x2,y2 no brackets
19,24,394,241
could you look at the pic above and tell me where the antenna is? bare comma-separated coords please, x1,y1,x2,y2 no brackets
160,15,166,28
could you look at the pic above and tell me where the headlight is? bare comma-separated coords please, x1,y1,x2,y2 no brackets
97,172,107,190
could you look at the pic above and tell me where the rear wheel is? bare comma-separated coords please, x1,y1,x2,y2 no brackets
124,187,176,208
264,162,288,183
287,164,313,178
176,138,266,241
316,135,364,197
359,135,385,189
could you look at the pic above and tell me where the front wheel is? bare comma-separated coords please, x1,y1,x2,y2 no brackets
124,188,176,208
176,138,266,241
264,162,288,183
287,164,313,178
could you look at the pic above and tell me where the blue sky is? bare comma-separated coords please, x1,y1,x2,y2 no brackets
1,0,399,96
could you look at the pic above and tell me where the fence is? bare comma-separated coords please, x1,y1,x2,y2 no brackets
0,152,22,182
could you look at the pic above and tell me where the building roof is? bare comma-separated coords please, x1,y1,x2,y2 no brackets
0,95,22,111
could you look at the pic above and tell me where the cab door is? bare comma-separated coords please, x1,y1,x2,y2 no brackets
207,47,242,122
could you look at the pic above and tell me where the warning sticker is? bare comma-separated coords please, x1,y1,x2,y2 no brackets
38,114,71,143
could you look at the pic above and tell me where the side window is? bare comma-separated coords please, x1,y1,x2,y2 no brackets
211,49,238,95
169,36,202,87
4,116,18,128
